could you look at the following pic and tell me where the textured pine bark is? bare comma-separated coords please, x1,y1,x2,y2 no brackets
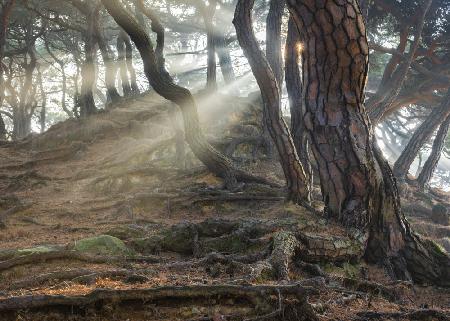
234,0,311,203
393,89,450,179
286,0,449,285
285,16,312,188
417,113,450,189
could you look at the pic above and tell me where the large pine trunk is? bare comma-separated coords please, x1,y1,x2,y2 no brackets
286,0,449,285
234,0,311,203
417,113,450,189
393,89,450,180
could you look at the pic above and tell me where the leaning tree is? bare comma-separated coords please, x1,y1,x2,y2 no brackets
234,0,449,285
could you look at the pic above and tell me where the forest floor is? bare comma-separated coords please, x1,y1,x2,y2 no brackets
0,92,449,321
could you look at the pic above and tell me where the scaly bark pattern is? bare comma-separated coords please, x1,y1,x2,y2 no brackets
286,0,449,285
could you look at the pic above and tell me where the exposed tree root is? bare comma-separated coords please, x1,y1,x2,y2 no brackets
356,309,449,320
0,203,33,228
0,283,318,321
9,268,151,290
0,250,162,272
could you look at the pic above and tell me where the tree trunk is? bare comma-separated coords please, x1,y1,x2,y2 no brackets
215,34,235,85
93,6,121,103
200,0,218,93
205,22,217,92
233,0,310,203
37,67,46,133
123,33,140,94
266,0,285,89
417,113,450,189
286,0,449,286
117,31,132,96
261,0,285,158
0,0,16,140
101,0,268,188
393,89,450,179
44,40,73,118
13,40,36,139
80,8,97,118
285,16,312,189
0,115,5,139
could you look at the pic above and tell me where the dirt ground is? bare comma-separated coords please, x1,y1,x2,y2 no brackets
0,92,448,321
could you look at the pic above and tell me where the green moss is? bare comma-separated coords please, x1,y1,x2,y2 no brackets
74,235,132,256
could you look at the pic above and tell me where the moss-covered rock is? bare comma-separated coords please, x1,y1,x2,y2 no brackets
129,223,197,255
73,235,132,256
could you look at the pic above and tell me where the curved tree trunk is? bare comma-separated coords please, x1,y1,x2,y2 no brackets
101,0,271,188
393,89,450,179
285,16,312,189
233,0,310,203
417,113,450,189
286,0,449,285
117,31,132,96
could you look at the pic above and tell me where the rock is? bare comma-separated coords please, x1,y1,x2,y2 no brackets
431,204,449,226
73,235,132,256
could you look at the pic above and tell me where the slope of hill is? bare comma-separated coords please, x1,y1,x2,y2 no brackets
0,92,448,321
